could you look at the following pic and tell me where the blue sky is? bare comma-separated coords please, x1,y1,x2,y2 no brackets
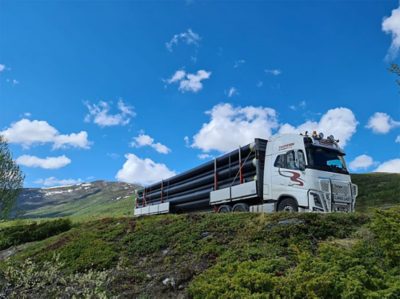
1,0,399,187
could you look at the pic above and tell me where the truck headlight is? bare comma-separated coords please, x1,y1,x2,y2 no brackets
351,184,358,197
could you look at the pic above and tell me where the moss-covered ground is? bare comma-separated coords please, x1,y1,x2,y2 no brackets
1,208,399,298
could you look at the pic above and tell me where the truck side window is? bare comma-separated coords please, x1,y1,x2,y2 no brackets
297,150,306,170
286,151,296,169
274,155,285,168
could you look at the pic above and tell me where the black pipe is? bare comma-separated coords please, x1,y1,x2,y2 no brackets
142,159,256,201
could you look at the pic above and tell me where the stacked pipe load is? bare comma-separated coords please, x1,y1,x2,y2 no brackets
137,138,268,212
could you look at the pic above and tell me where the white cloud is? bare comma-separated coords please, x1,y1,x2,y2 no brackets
374,158,400,173
34,177,82,187
0,119,90,149
166,29,201,52
0,64,5,72
226,87,238,98
382,6,400,60
366,112,400,134
279,107,358,147
396,135,400,143
233,59,246,68
84,99,135,127
166,69,211,93
349,154,374,171
116,153,176,185
192,103,279,152
16,155,71,169
131,133,171,154
265,69,282,76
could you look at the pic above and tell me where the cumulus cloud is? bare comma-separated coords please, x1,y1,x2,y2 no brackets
131,133,171,154
349,155,374,171
382,6,400,60
366,112,400,134
0,64,5,72
166,69,211,93
116,154,176,185
192,103,279,152
16,155,71,169
0,119,90,149
265,69,282,76
84,99,135,127
279,107,358,147
226,87,238,98
166,29,201,52
374,158,400,173
34,177,82,187
396,135,400,143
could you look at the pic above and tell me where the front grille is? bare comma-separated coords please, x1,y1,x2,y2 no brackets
320,180,330,193
332,182,352,203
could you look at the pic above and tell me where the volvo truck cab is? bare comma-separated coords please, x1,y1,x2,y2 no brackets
264,132,357,213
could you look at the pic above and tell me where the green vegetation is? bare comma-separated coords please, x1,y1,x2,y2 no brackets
0,219,71,251
0,135,24,219
0,173,398,297
23,195,135,221
1,208,399,298
352,173,400,211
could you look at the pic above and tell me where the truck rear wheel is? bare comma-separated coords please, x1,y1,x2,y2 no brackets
277,198,298,212
218,205,232,213
232,203,249,212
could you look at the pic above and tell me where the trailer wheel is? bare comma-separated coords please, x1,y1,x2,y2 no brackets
218,205,232,213
232,203,249,212
277,198,298,212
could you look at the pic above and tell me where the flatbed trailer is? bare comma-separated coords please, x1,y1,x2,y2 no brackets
135,139,267,215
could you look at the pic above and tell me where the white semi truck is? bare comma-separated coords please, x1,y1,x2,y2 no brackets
135,132,357,216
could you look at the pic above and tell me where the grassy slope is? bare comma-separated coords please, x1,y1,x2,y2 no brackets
0,173,399,297
1,209,400,298
352,173,400,211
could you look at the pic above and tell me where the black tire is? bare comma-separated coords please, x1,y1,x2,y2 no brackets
218,205,232,213
232,203,250,212
277,198,298,212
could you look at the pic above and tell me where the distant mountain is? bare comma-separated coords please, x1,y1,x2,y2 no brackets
13,181,140,219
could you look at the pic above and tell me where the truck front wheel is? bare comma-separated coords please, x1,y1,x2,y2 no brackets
277,198,298,212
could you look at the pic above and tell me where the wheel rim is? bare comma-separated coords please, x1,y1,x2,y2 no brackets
283,205,295,212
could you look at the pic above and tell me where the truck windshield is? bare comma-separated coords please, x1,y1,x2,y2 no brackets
305,146,348,174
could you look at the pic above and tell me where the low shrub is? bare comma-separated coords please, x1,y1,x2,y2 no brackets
0,254,112,298
0,219,72,251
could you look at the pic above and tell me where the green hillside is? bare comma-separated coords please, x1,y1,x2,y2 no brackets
352,173,400,212
13,181,138,220
0,173,399,297
1,208,399,298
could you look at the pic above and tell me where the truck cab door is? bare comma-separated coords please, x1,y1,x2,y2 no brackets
271,150,305,199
